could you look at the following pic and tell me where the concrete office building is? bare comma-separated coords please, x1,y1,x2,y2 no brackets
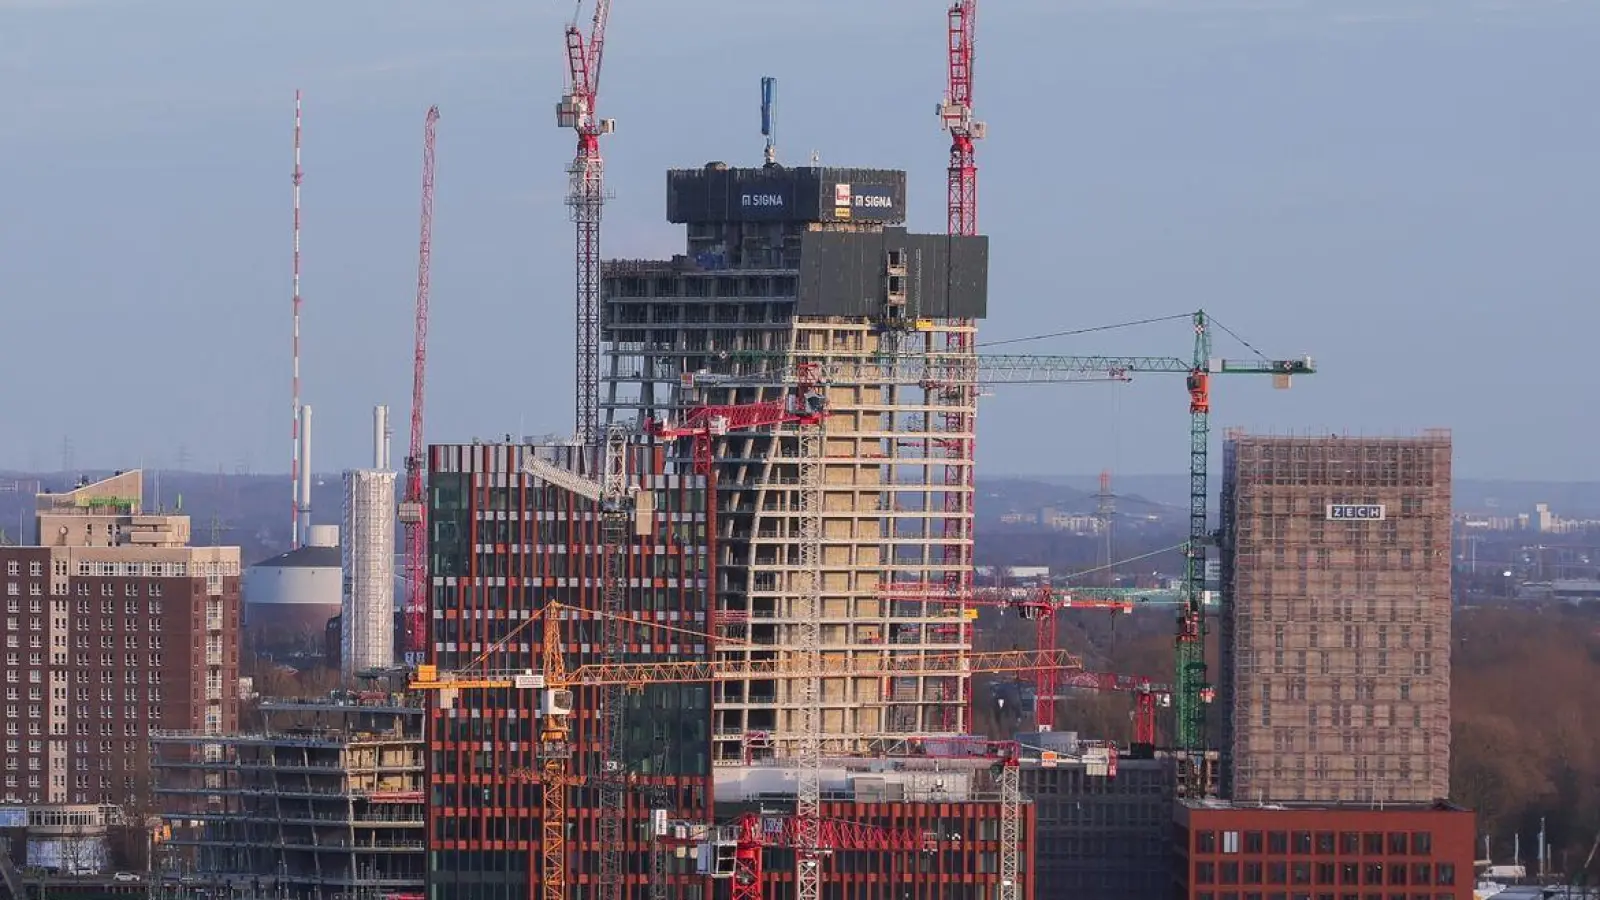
0,471,240,808
602,163,989,759
1218,432,1453,804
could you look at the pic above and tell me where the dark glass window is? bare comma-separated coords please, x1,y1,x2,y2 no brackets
1317,832,1337,854
1245,862,1265,884
1294,832,1314,854
1316,863,1336,884
1270,832,1290,854
1410,832,1432,855
1340,863,1360,885
1340,833,1361,854
1410,863,1431,885
1363,833,1385,855
1364,863,1384,885
1197,863,1217,884
1292,863,1312,885
1436,864,1455,886
1246,832,1266,853
1388,833,1409,855
1269,862,1288,884
1221,862,1241,884
1198,831,1220,853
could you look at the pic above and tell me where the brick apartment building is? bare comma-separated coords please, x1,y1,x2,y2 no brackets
0,471,240,808
1174,799,1476,900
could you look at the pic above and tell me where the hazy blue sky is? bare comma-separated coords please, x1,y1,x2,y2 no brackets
1,0,1595,479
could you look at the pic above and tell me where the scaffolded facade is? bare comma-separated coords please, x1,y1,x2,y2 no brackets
1218,431,1453,804
424,442,713,900
602,165,989,761
151,684,425,900
342,469,398,675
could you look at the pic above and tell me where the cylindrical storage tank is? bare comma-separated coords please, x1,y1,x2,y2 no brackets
342,469,398,674
243,526,342,658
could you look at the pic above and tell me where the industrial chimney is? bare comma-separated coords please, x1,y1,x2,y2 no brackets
297,404,313,543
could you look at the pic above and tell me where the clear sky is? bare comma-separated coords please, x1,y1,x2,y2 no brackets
1,0,1595,479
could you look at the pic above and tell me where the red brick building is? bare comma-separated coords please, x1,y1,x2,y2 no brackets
1174,799,1476,900
0,471,240,808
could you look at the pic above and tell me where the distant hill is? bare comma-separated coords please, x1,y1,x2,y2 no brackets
1019,474,1600,516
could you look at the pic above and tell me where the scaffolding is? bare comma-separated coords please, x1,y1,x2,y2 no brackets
341,470,398,675
1218,430,1452,804
150,684,425,900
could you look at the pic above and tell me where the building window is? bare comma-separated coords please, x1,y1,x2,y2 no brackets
1410,864,1431,885
1435,864,1454,886
1224,831,1241,854
1293,832,1313,854
1409,833,1431,855
1269,832,1289,854
27,562,40,577
1364,833,1385,855
1197,862,1216,884
1243,862,1264,884
1268,862,1287,884
1245,832,1265,854
1364,863,1384,885
1221,862,1240,884
1198,831,1219,853
5,563,15,576
1387,833,1408,855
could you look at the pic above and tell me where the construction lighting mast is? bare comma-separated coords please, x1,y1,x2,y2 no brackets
398,106,439,663
558,0,615,445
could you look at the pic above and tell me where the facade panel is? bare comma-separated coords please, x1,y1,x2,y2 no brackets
1218,432,1452,804
425,442,713,900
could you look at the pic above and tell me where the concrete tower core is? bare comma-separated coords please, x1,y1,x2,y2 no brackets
602,163,989,759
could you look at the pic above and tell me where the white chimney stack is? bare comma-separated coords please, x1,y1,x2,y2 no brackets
298,404,313,542
374,405,390,470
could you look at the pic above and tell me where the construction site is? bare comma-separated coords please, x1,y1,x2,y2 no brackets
125,2,1488,900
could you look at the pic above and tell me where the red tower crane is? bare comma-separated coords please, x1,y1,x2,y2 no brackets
558,0,615,445
398,106,438,662
880,582,1166,740
646,364,828,474
934,0,987,733
726,813,934,900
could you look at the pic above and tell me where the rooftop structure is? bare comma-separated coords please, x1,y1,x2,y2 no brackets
150,680,424,900
0,470,239,809
1218,431,1453,804
603,162,989,760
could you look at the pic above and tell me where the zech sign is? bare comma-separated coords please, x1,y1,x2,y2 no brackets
1326,504,1386,521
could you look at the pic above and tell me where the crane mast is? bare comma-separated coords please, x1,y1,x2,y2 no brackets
793,419,824,900
597,425,630,900
559,0,614,445
937,0,986,737
399,105,438,663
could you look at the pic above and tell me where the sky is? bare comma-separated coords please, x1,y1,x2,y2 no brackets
0,0,1595,479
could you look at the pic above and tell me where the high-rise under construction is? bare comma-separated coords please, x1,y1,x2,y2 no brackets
602,163,989,760
1218,431,1453,804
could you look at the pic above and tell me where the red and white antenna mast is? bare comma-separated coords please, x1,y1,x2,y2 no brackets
399,106,439,664
290,89,305,549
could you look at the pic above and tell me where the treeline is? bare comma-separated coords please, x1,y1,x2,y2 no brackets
1452,604,1600,867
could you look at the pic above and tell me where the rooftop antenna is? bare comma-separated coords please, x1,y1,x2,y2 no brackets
760,76,778,166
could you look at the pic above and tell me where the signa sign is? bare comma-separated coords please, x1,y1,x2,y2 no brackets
1326,504,1386,521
